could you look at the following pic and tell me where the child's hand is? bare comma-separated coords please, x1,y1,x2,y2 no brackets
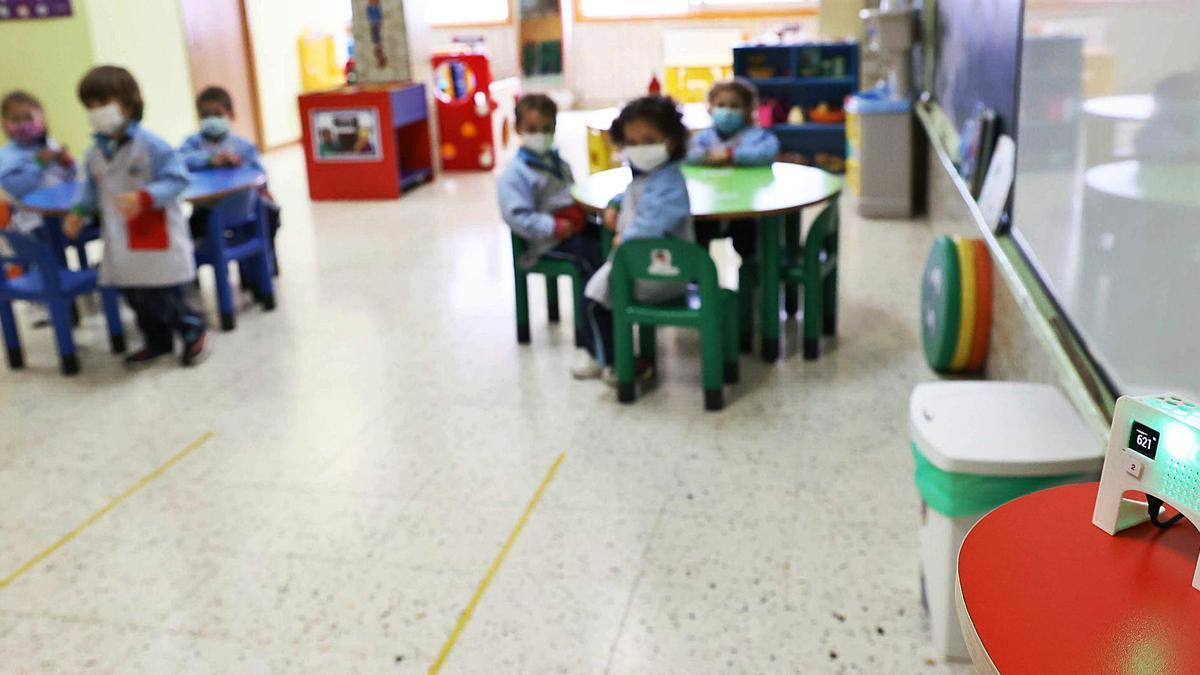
115,191,145,219
64,213,86,240
603,207,618,231
553,218,576,240
57,146,75,168
225,153,243,167
706,148,731,165
36,148,57,165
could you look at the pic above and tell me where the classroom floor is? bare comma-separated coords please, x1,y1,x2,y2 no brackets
0,114,972,674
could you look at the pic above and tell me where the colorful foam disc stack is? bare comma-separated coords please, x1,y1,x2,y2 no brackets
921,235,993,373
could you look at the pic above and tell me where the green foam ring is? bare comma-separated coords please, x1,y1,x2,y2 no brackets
921,235,961,371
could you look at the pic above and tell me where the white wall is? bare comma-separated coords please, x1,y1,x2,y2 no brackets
568,16,820,106
245,0,353,147
85,0,196,145
430,25,520,80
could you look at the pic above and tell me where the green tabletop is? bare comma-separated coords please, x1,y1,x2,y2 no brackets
573,163,843,220
1085,160,1200,210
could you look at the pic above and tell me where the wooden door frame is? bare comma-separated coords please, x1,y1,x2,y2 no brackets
236,0,267,150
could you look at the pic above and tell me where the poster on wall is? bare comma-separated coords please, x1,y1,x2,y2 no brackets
310,109,383,162
351,0,412,83
0,0,72,20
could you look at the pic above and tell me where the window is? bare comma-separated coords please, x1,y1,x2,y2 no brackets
578,0,814,19
427,0,510,26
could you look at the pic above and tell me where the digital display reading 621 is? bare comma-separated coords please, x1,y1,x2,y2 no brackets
1129,421,1160,460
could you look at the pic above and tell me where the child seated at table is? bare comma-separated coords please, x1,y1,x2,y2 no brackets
584,95,694,384
180,86,281,273
0,90,78,325
497,93,604,379
64,65,207,367
0,90,77,236
686,79,779,258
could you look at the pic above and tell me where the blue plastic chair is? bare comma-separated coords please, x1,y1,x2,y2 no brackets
193,190,276,331
0,229,125,375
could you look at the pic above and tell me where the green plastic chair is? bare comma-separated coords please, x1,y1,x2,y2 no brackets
611,238,739,411
511,234,586,347
778,199,840,360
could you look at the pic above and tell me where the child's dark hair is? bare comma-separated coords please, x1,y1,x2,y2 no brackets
610,96,688,162
77,65,144,121
196,86,234,115
514,93,557,128
709,78,759,116
1,90,42,119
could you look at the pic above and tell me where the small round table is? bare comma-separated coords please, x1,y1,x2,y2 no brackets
573,163,843,360
957,482,1200,673
18,167,267,267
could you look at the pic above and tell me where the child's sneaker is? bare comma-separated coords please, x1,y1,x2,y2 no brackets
603,359,656,387
180,326,208,367
571,350,604,380
124,345,172,368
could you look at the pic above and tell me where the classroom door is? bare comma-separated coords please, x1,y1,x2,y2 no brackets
178,0,262,147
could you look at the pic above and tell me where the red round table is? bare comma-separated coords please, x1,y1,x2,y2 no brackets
956,483,1200,673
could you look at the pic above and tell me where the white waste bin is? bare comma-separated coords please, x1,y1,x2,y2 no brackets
909,381,1103,662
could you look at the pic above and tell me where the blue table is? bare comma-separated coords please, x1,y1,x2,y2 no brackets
18,167,267,267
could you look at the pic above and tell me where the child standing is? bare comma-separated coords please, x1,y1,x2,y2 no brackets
64,65,207,367
686,79,779,257
585,95,694,382
497,93,604,378
0,90,77,235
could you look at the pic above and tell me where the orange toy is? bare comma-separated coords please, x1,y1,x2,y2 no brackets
967,239,993,371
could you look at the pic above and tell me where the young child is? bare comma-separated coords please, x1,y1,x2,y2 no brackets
584,95,694,382
686,79,779,257
180,86,280,272
64,65,207,367
497,93,604,378
0,91,78,326
0,90,77,236
180,86,263,174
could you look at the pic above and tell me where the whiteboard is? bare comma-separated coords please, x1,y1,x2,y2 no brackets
1012,1,1200,396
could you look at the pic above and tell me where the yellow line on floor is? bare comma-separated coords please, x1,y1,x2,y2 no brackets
429,452,567,674
0,431,215,590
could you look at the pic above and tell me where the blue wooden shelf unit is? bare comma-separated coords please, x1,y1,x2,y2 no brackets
733,42,859,173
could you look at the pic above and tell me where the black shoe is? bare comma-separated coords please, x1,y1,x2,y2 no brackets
181,327,208,367
124,345,172,368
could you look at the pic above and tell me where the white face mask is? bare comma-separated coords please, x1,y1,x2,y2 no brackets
200,115,231,139
521,132,554,154
623,143,670,173
87,103,126,136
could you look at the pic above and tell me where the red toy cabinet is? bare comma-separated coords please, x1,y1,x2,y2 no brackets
432,52,498,171
298,82,433,200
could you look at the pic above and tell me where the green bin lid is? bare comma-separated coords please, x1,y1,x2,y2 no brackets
921,235,961,371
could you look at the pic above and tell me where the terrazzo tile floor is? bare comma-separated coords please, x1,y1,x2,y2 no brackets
0,113,973,673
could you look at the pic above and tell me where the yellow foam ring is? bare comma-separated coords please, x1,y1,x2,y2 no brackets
0,432,215,590
951,236,977,371
429,452,567,674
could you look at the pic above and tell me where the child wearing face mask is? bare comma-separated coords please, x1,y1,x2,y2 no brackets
497,93,605,378
0,90,77,236
686,79,779,259
63,65,208,368
179,86,280,272
0,90,76,326
582,95,694,384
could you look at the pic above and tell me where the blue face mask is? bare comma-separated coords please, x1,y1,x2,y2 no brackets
200,116,230,139
712,107,745,135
